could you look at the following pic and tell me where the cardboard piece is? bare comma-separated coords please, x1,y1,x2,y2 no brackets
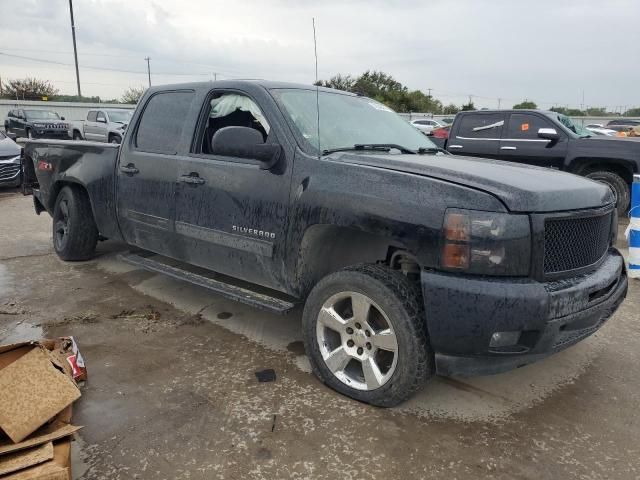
1,461,68,480
0,424,81,456
0,442,54,476
0,347,81,443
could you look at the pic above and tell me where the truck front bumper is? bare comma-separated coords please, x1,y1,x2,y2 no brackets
422,250,627,376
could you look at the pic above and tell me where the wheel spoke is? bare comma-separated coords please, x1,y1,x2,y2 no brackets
351,294,371,322
59,200,69,218
324,346,351,373
361,357,384,389
373,329,397,352
318,307,346,332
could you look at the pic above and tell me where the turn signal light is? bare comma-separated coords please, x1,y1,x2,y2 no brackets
442,243,470,269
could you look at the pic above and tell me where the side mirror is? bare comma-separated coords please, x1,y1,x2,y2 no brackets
538,128,560,141
210,126,282,170
61,116,66,121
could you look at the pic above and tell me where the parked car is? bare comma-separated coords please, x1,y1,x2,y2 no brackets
444,109,640,215
410,118,446,134
585,125,619,136
426,124,450,148
22,81,627,406
70,109,133,143
4,109,70,140
607,119,640,127
0,130,21,188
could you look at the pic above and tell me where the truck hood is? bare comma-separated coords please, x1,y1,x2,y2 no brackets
332,152,614,213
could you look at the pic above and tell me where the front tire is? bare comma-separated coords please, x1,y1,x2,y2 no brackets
586,171,630,216
52,186,99,261
26,128,33,139
73,131,82,140
302,264,434,407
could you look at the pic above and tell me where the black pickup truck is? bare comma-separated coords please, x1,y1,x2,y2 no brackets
444,109,640,215
21,81,627,406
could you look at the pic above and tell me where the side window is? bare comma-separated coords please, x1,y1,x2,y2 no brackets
87,111,97,122
456,114,504,139
414,120,428,125
506,114,554,139
96,111,106,122
200,92,270,154
135,91,195,154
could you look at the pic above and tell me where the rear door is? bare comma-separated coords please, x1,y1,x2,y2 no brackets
17,110,27,137
116,89,196,255
447,112,504,158
173,89,293,291
499,112,568,169
95,111,108,142
84,111,98,141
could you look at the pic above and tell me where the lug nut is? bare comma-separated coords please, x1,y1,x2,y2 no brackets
347,340,355,347
346,327,354,335
366,342,372,350
365,330,371,337
357,347,363,355
355,322,362,329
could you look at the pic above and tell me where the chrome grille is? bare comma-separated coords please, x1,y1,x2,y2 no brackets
543,211,612,274
0,164,20,181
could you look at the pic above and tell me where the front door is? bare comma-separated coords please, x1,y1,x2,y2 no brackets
84,111,99,141
95,111,108,142
173,90,293,291
116,89,196,256
499,112,568,169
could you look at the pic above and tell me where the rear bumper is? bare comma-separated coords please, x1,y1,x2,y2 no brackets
421,250,627,376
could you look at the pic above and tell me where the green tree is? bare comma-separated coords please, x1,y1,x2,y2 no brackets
461,102,476,111
513,100,538,109
2,78,59,100
315,74,355,91
442,103,459,115
624,107,640,117
585,107,608,116
121,86,146,104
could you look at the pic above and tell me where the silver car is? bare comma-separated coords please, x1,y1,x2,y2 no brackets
0,130,22,188
410,118,446,134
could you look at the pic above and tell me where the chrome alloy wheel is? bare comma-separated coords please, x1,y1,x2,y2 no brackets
316,291,398,391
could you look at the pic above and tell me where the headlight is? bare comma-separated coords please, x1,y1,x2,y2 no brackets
440,209,531,276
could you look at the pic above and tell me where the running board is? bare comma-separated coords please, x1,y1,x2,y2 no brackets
119,253,297,315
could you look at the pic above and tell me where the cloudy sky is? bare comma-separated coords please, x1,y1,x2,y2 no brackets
0,0,638,109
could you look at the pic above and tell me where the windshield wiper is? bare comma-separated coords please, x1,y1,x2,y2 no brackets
322,143,417,156
417,147,448,154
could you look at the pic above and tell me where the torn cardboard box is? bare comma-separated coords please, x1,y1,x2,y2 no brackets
0,339,86,480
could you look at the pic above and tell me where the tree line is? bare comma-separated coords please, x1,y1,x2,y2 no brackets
2,75,639,117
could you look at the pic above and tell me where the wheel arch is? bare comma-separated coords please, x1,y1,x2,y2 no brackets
294,224,418,297
568,157,636,183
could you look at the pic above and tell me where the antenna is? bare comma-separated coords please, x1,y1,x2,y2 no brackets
313,18,321,157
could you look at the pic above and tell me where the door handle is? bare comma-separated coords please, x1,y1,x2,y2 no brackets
120,163,139,175
179,173,205,185
500,146,517,151
448,144,463,149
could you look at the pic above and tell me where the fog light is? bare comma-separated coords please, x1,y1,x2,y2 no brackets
490,331,521,348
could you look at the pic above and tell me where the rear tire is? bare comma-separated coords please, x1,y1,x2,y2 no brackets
302,264,434,407
109,134,121,144
52,186,99,261
585,170,630,216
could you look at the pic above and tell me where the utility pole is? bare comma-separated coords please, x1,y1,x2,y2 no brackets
68,0,82,97
497,98,502,109
427,88,432,100
145,57,151,87
213,72,218,81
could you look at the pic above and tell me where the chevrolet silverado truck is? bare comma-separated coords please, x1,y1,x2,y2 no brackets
21,81,628,406
445,109,640,215
70,108,133,143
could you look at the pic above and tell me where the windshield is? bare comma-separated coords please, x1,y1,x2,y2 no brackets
106,110,133,123
26,110,60,120
271,89,437,154
555,113,591,138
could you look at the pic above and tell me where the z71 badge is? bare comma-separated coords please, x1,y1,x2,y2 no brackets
232,225,276,239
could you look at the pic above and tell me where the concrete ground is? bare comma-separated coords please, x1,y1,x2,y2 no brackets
1,188,639,480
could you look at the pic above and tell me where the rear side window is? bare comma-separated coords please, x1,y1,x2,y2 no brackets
87,111,97,122
457,114,504,139
135,91,195,154
506,113,554,139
